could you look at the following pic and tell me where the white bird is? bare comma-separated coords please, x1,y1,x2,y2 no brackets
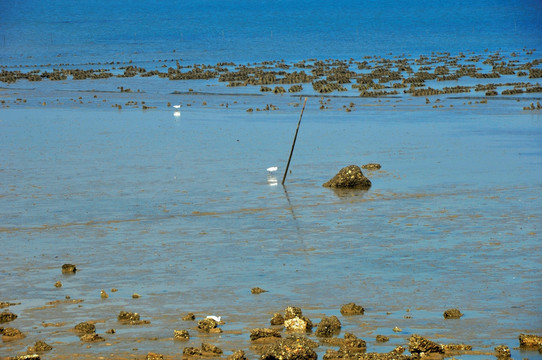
206,315,221,322
173,104,181,109
267,166,278,172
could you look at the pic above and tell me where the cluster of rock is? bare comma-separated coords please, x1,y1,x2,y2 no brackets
2,51,541,103
3,293,542,360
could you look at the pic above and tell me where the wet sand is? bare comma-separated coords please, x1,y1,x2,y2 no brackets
1,50,541,360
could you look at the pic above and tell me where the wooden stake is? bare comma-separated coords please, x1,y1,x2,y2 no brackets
282,97,308,185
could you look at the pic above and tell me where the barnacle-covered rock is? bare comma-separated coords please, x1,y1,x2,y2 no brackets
323,165,371,189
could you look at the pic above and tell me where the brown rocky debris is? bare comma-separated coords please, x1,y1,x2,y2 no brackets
270,313,285,325
118,311,150,325
202,342,223,354
197,318,218,332
323,165,371,189
376,335,389,342
442,343,472,352
182,312,196,321
0,302,19,309
0,310,17,323
324,346,411,360
315,316,342,337
494,345,511,359
250,328,282,341
408,334,444,355
284,316,313,332
174,329,190,340
519,333,542,349
284,306,303,320
10,355,40,360
80,333,105,342
443,308,463,319
1,327,25,341
361,163,382,170
183,347,203,357
227,350,248,360
146,352,164,360
54,281,62,288
251,287,268,294
61,264,77,274
260,336,318,360
74,322,96,334
28,340,53,352
340,303,365,315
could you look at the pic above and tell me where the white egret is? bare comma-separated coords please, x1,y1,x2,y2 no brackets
267,166,278,172
173,104,181,109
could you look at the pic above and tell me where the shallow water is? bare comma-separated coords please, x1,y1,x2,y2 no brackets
1,88,541,358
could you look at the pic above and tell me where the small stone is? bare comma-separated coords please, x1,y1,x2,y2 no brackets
74,322,96,334
270,313,284,325
54,281,62,288
100,290,108,298
146,352,164,360
284,316,313,332
106,329,116,334
495,345,511,359
111,288,118,292
227,350,247,360
183,347,202,356
182,312,195,321
251,287,268,294
0,310,17,323
174,329,190,340
0,302,18,309
28,340,53,353
132,293,141,299
315,316,341,338
197,318,218,332
393,326,402,332
61,264,77,274
519,333,542,349
1,327,25,341
118,311,140,322
443,308,463,319
12,355,40,360
361,163,382,170
80,333,105,342
376,335,389,342
250,328,281,341
442,343,472,351
202,342,223,354
409,334,444,354
284,306,303,320
340,303,365,315
117,311,150,325
260,336,317,360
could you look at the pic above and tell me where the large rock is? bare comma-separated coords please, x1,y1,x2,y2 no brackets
323,165,371,189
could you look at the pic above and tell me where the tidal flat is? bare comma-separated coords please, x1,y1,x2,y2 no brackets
1,51,541,360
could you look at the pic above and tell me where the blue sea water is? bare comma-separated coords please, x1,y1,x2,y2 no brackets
1,0,542,65
1,1,542,359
